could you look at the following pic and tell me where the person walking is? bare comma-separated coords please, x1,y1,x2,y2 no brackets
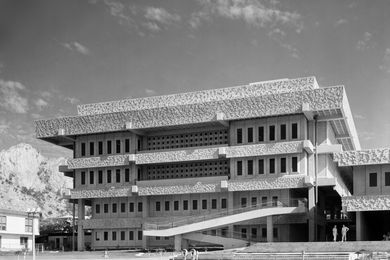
332,225,338,242
341,225,349,242
190,248,198,260
182,249,189,260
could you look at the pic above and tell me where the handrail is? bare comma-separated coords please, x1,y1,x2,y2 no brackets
143,198,307,231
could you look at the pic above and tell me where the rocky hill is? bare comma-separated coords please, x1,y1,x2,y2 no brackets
0,143,73,218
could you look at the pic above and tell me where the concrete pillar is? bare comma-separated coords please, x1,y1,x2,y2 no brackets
77,199,85,251
141,196,148,249
308,187,315,242
174,235,182,251
356,211,362,241
267,216,273,242
227,192,234,237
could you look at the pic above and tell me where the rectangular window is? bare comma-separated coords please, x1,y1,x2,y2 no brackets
247,160,253,175
121,231,125,240
183,200,188,210
221,228,228,237
104,232,108,241
156,236,160,240
237,128,243,144
269,158,275,174
25,218,32,233
291,123,298,139
129,231,134,240
174,201,179,211
95,232,99,241
221,198,227,209
95,204,100,214
137,168,141,181
272,196,278,207
107,140,112,154
137,139,142,151
251,197,257,207
138,231,142,240
125,169,130,182
98,141,103,155
112,203,117,213
273,228,278,238
107,170,112,183
251,228,257,239
116,169,121,183
237,161,243,176
280,158,287,173
269,125,275,141
369,172,377,187
241,228,247,239
81,142,86,156
112,231,117,241
258,126,264,142
81,171,86,185
20,237,28,246
211,199,217,209
262,196,267,207
262,228,267,238
104,204,108,213
125,139,130,153
89,171,94,184
165,201,170,211
89,142,94,156
192,200,198,210
155,201,161,211
202,199,207,210
129,202,134,212
292,157,298,172
247,127,253,143
258,159,264,174
386,172,390,186
121,203,125,213
280,124,286,140
98,170,103,184
116,140,121,154
241,197,247,208
138,202,143,212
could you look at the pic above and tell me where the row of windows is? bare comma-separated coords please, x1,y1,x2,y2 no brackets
80,138,141,157
146,130,228,150
0,216,6,231
96,230,143,241
95,202,143,214
25,218,33,233
236,157,298,176
236,122,299,144
154,198,228,212
201,226,278,239
369,172,390,187
80,168,131,185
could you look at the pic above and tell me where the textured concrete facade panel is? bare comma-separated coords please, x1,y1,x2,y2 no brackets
77,77,317,116
35,86,344,138
81,218,142,229
70,187,132,199
68,155,129,169
334,149,390,167
228,175,306,191
342,195,390,211
138,181,218,196
226,141,303,158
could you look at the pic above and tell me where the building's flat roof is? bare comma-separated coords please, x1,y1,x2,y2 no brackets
0,208,28,217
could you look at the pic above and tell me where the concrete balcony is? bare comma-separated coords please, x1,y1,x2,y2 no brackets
342,194,390,212
334,148,390,167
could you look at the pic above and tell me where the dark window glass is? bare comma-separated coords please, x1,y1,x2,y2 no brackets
273,228,278,238
292,157,298,172
241,228,247,238
272,196,278,206
241,197,247,208
129,231,134,240
251,197,257,207
280,124,286,140
269,125,275,141
121,203,125,213
125,139,130,153
262,228,267,238
369,172,377,187
98,170,103,184
183,200,188,210
138,231,142,240
129,203,134,212
237,161,243,176
116,169,121,183
107,170,112,183
258,127,264,142
258,159,264,174
81,171,85,185
247,127,253,143
237,128,243,144
247,160,253,175
112,203,117,213
121,231,125,240
125,169,130,182
104,204,108,213
165,201,170,211
211,199,217,209
156,201,161,211
137,139,141,151
138,202,143,212
107,140,112,154
386,172,390,186
192,200,198,210
292,123,298,139
174,201,179,211
251,228,257,239
137,168,141,180
81,143,86,156
221,198,227,209
262,196,267,207
104,232,108,240
280,158,287,173
116,140,121,153
202,199,207,210
98,141,103,155
89,142,94,156
269,158,275,174
112,231,116,241
95,204,100,214
89,171,94,184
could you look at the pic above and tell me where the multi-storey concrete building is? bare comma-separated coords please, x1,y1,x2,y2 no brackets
36,76,371,250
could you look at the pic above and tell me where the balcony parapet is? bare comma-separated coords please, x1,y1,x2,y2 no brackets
334,148,390,167
228,175,306,191
67,154,129,169
80,218,143,229
70,187,133,199
342,194,390,212
226,141,303,158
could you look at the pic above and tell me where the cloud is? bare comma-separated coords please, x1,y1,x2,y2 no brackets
34,98,48,111
191,0,303,33
334,19,347,27
356,32,373,51
353,113,366,120
143,22,161,32
358,131,374,141
0,119,10,134
268,28,300,59
379,48,390,74
145,89,157,96
63,42,91,55
0,79,29,114
64,97,80,105
144,7,181,25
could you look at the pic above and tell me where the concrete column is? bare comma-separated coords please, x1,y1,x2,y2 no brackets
227,192,234,237
267,216,273,242
356,211,362,241
77,199,85,251
308,187,315,242
141,196,148,249
174,235,182,251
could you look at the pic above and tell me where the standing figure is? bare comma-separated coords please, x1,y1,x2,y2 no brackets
332,225,338,242
341,225,349,242
182,249,189,260
191,248,198,260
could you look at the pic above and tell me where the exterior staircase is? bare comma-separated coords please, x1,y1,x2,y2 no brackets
182,232,249,249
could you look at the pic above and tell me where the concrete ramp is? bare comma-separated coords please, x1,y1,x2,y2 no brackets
182,233,248,249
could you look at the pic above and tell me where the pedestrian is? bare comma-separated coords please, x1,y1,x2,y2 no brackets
182,249,189,260
190,248,198,260
341,225,349,242
332,225,338,242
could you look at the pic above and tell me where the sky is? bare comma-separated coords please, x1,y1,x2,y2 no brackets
0,0,389,158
